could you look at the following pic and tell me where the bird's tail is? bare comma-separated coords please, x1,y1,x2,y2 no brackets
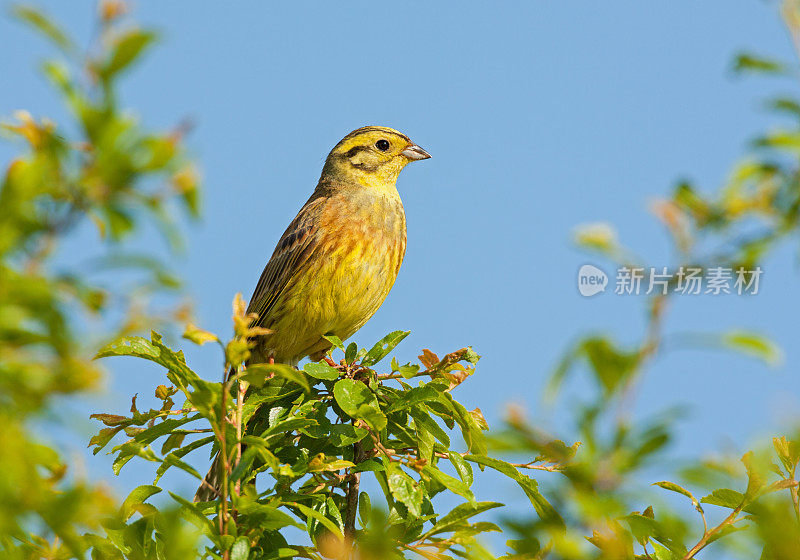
194,361,286,502
195,365,238,503
194,454,221,502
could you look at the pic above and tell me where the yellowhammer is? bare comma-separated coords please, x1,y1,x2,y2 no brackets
247,125,429,365
195,125,429,501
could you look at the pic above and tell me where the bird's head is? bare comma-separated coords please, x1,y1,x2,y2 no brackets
322,126,430,189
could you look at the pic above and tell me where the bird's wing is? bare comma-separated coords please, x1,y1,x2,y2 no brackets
246,195,326,327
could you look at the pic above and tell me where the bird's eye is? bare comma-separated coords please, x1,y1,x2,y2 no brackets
375,139,390,152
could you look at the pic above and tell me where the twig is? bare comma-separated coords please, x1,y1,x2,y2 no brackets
198,477,221,499
616,294,668,424
377,371,435,381
344,439,363,543
699,505,708,535
509,461,564,472
217,371,235,560
790,465,800,526
682,506,743,560
234,378,248,499
397,447,567,472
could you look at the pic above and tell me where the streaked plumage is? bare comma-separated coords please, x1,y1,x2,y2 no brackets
194,126,429,502
246,126,429,365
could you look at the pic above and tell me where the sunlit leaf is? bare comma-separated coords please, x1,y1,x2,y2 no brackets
303,361,340,380
13,5,74,52
103,29,157,77
387,463,423,517
333,379,387,431
420,501,504,539
361,330,410,367
182,323,218,346
733,52,786,74
721,331,782,366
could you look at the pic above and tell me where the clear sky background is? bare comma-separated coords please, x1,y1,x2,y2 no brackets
2,0,799,551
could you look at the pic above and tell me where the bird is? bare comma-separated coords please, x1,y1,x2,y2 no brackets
194,126,430,501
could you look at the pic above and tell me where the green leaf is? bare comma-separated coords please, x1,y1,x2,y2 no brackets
361,330,410,367
262,549,299,560
622,513,685,553
733,52,786,75
323,333,345,351
653,481,702,512
286,501,344,541
444,394,486,455
742,451,767,499
773,436,800,474
345,342,358,364
449,452,474,487
333,379,387,431
754,131,800,153
182,323,219,346
103,29,157,77
580,337,640,395
358,492,371,527
465,455,563,527
721,331,782,366
414,417,435,463
701,489,745,510
705,523,748,545
328,424,369,447
387,463,423,517
111,441,160,475
410,408,450,448
13,5,74,52
133,415,199,445
307,454,355,473
158,452,202,480
573,222,619,255
96,332,219,416
326,496,344,533
352,459,384,473
236,501,304,531
420,501,504,539
96,332,201,387
391,357,421,379
386,384,442,413
651,542,677,560
767,97,800,119
120,485,161,521
230,537,250,560
155,435,214,483
230,446,260,483
423,466,474,504
244,363,311,392
303,361,340,381
169,492,216,534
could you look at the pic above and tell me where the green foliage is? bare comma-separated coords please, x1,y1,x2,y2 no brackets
89,305,553,559
0,2,200,558
497,3,800,558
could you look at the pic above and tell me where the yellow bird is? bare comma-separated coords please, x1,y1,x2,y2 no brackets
195,126,429,501
245,125,430,366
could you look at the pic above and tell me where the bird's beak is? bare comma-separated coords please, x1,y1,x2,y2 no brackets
400,143,431,161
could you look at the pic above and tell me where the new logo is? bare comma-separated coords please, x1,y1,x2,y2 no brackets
578,264,607,297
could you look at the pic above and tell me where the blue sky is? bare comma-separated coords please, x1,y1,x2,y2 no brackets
2,0,799,546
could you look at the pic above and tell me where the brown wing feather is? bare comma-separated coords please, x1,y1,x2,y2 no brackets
246,194,327,327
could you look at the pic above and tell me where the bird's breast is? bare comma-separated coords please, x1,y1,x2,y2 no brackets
258,188,407,363
311,192,406,328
